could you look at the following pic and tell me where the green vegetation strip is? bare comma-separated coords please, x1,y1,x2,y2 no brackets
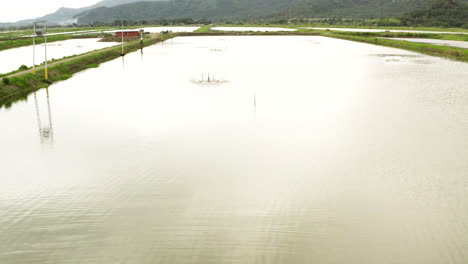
0,35,172,108
194,25,212,33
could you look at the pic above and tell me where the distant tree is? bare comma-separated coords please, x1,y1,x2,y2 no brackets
401,0,468,27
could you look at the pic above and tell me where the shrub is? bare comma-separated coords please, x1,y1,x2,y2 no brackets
18,65,28,70
2,78,10,85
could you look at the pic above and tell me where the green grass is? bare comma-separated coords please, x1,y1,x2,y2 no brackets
194,25,212,33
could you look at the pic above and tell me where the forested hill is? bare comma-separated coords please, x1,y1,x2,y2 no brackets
401,0,468,27
0,0,165,26
75,0,454,24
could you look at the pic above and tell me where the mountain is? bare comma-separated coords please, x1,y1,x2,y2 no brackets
75,0,445,24
401,0,468,27
3,0,468,28
0,0,166,26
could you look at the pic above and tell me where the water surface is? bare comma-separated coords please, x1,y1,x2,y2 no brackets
1,36,468,264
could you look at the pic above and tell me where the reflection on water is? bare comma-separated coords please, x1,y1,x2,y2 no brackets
0,36,468,264
33,88,54,145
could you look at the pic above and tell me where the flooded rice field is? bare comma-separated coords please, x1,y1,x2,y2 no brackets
24,29,101,37
0,38,118,75
384,38,468,49
211,27,297,32
1,36,468,264
141,26,201,33
307,27,468,35
104,27,201,34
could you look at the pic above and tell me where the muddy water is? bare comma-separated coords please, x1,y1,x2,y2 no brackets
0,38,118,74
1,36,468,264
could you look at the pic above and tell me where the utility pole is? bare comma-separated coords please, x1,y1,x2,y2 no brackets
121,20,125,55
44,21,48,80
32,20,47,79
32,21,36,74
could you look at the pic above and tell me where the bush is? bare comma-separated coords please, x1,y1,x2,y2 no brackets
18,65,28,70
2,78,10,85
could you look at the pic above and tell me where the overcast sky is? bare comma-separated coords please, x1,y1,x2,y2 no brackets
1,0,100,22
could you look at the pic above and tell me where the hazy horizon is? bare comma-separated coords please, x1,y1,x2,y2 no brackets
1,0,101,23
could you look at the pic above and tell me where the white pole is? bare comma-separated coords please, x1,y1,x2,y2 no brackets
32,22,36,74
44,22,48,80
121,21,124,54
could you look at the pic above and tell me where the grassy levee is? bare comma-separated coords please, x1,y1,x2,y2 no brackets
0,34,172,108
194,25,212,33
324,32,468,63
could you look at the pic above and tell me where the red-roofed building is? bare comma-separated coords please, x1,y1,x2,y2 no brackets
115,30,144,37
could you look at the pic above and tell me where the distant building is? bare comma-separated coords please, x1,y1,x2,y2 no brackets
115,30,144,37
